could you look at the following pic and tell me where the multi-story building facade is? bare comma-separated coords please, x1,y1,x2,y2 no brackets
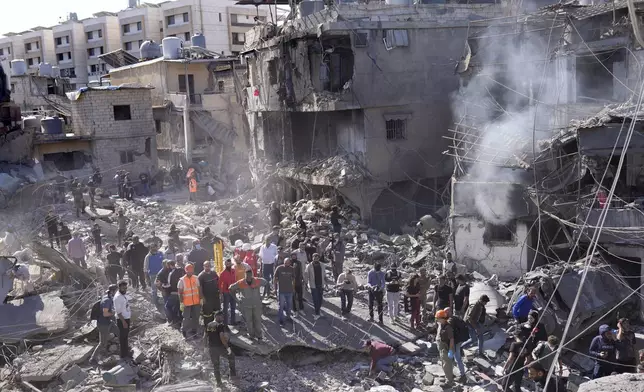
0,33,25,72
227,6,265,55
118,3,163,58
52,20,88,87
20,28,56,74
82,12,121,83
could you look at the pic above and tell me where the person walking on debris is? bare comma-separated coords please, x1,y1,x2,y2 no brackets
259,237,277,298
435,309,455,388
127,236,148,290
305,253,325,320
512,286,537,323
274,257,295,326
115,170,125,198
45,210,59,248
528,362,563,392
367,263,386,324
58,222,71,248
268,202,281,228
385,263,402,323
433,275,454,312
589,324,617,378
90,284,118,363
521,310,547,352
327,234,345,281
532,335,563,378
145,230,163,249
67,232,87,268
296,215,307,232
219,258,237,325
329,206,347,234
72,183,84,217
144,243,164,304
445,307,468,383
336,268,357,320
105,244,122,284
168,224,182,251
365,339,396,375
200,227,217,260
406,274,421,330
290,252,305,316
229,267,266,341
616,318,637,373
188,240,209,276
267,225,283,247
156,260,172,317
178,263,202,340
418,268,430,319
139,171,150,196
453,274,470,318
443,251,457,275
92,167,102,186
199,260,220,327
114,280,132,359
116,211,129,247
505,330,531,392
462,294,489,356
91,223,102,254
188,169,198,202
206,310,237,386
167,259,185,326
87,178,97,209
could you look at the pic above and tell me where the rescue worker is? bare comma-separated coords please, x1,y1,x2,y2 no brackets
229,267,267,341
233,240,244,259
90,284,118,363
233,254,251,281
188,173,198,202
198,260,220,327
435,309,455,388
219,258,237,325
178,263,202,340
143,244,164,304
206,310,236,386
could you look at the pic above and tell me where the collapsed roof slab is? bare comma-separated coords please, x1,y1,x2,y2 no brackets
0,291,70,343
18,344,94,382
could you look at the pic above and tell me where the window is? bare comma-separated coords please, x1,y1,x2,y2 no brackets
183,12,189,22
114,105,132,121
89,64,98,73
86,31,93,41
6,47,9,55
385,118,407,140
217,80,224,92
57,53,64,61
120,151,135,164
167,15,175,25
88,48,95,57
123,24,130,34
155,120,162,134
100,46,104,55
101,63,107,72
35,41,39,49
353,31,368,47
484,221,516,244
61,68,76,78
178,74,194,93
98,29,102,38
36,57,41,64
26,58,32,66
125,41,132,51
184,32,190,41
231,51,239,56
232,32,245,45
0,48,4,56
231,14,238,24
383,30,409,50
55,37,62,46
138,40,143,47
43,152,89,171
25,42,32,51
145,137,151,157
137,21,142,31
219,13,222,22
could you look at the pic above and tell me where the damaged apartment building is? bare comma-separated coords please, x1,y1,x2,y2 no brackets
239,2,508,232
448,1,644,314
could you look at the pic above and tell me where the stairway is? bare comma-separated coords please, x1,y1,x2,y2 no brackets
190,110,237,147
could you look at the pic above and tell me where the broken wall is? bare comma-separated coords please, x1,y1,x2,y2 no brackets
0,128,34,163
108,60,167,105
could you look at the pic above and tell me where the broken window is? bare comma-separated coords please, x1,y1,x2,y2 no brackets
577,49,625,103
484,221,516,244
309,38,354,93
383,30,409,50
43,151,88,172
120,151,135,164
113,105,132,121
155,120,162,134
384,113,411,141
267,60,278,85
145,138,151,157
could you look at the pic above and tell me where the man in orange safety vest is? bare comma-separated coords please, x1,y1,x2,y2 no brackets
178,263,202,340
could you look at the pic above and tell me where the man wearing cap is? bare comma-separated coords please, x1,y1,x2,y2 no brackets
219,258,237,325
144,244,165,304
178,263,202,340
436,309,455,388
114,280,132,359
90,284,118,363
199,260,220,327
229,267,267,340
188,240,209,276
206,310,236,386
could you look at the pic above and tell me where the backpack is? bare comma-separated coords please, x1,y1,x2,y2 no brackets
90,299,102,321
451,316,470,344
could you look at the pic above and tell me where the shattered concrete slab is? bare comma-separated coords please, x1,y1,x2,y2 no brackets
0,291,69,343
0,256,14,300
578,372,644,392
469,282,506,317
154,380,214,392
18,344,93,382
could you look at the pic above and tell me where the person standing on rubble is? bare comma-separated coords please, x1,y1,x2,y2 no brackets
188,240,209,276
58,222,72,249
445,307,468,383
296,215,307,233
453,274,470,318
267,225,283,247
304,253,325,320
527,362,563,392
200,227,217,260
166,259,184,326
229,267,266,341
91,223,102,254
462,294,489,356
532,335,563,378
259,237,278,298
155,260,171,306
105,244,122,284
290,252,305,316
72,183,84,217
90,284,118,363
45,210,60,249
443,252,457,275
435,309,456,388
188,170,198,203
178,263,202,340
168,224,182,252
433,275,454,313
616,318,637,373
329,206,347,234
242,243,258,277
139,171,151,196
143,243,164,304
114,280,132,359
274,257,295,326
116,211,129,248
87,178,97,210
336,268,357,320
206,310,237,386
589,324,617,378
503,331,529,392
219,258,237,325
146,230,163,249
199,260,220,327
268,202,281,228
127,236,148,291
385,263,403,323
418,268,430,319
327,234,346,281
115,171,125,198
367,263,386,324
406,274,422,329
67,232,87,268
512,286,537,323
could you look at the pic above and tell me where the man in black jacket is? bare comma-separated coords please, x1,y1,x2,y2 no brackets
126,236,148,290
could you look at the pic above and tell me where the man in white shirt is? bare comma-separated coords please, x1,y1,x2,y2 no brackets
259,238,277,298
113,280,132,359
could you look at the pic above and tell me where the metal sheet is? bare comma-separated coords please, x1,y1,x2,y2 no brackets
578,123,644,156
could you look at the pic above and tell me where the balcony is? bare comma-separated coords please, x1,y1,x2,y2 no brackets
577,206,644,245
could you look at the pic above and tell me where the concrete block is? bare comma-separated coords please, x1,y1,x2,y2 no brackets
424,363,445,377
472,357,493,373
19,344,94,382
399,342,422,355
423,371,435,385
60,364,88,385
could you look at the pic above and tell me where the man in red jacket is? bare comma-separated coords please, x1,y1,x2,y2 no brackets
365,339,397,375
219,258,237,325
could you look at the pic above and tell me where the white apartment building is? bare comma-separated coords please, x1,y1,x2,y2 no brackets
0,33,25,72
82,12,121,82
227,6,266,55
20,28,56,73
52,21,88,87
118,3,163,58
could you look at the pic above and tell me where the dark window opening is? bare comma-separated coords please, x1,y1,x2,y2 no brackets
309,37,354,93
183,12,189,22
145,137,151,157
43,151,88,171
47,82,56,95
386,119,407,140
155,120,162,134
353,31,368,47
120,151,135,164
577,49,625,103
483,221,516,244
267,59,278,85
114,105,132,121
178,74,194,94
217,80,224,92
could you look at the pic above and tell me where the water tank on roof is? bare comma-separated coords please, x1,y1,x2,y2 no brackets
51,66,60,78
23,116,41,129
162,37,182,60
140,40,162,60
191,33,206,49
41,117,63,135
38,62,52,77
11,60,26,76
